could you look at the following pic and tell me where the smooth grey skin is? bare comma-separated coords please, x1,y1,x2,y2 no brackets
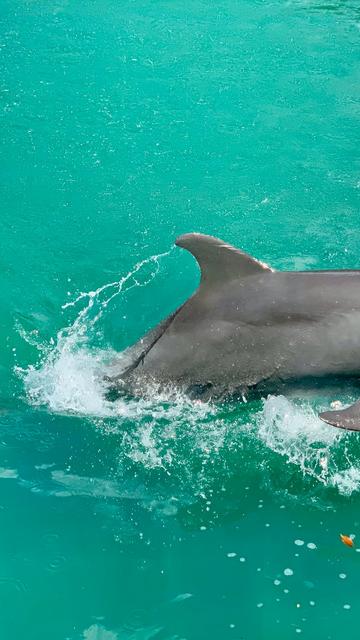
108,233,360,430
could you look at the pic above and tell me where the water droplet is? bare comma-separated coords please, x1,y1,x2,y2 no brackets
307,543,317,550
294,540,304,546
284,568,294,576
274,579,281,586
227,552,236,558
344,604,351,610
339,573,346,580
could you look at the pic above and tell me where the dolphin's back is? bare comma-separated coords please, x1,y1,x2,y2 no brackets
135,235,360,389
141,274,360,386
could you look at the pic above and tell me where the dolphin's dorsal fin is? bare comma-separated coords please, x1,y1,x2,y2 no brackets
175,233,273,288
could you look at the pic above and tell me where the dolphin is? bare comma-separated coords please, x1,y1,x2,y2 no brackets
107,233,360,431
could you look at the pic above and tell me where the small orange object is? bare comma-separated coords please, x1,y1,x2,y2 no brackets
340,534,354,548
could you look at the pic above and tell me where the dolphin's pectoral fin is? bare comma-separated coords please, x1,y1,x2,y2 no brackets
319,400,360,431
175,233,273,289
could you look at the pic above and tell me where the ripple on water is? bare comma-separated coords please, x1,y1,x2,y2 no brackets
46,555,67,573
0,577,28,595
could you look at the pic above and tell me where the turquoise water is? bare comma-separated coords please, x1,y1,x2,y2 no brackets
1,0,360,638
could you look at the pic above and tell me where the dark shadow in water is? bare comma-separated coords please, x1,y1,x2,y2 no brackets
301,1,360,18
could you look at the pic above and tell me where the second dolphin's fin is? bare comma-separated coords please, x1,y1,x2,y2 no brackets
320,400,360,431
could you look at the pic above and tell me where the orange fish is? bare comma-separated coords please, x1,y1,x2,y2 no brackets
340,534,354,548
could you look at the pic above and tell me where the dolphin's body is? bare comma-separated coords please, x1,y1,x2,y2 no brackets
108,233,360,430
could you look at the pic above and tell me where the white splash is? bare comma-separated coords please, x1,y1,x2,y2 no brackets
257,395,360,495
257,395,341,481
17,248,173,417
332,467,360,495
22,347,113,416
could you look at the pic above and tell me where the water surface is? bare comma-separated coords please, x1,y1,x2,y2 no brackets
1,0,360,638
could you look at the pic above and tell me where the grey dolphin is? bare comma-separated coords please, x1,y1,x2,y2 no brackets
108,233,360,430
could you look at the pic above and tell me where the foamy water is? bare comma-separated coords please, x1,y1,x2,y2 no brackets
17,249,174,416
258,395,341,482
